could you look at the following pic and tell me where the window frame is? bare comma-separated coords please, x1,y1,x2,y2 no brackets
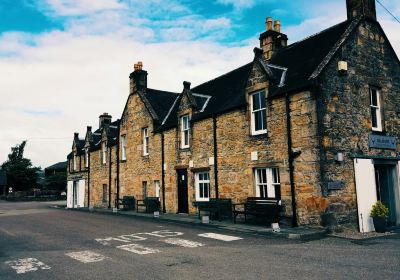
195,172,210,202
143,128,149,156
180,115,190,149
121,135,127,161
370,88,382,132
254,167,280,199
142,181,148,198
250,91,267,135
102,184,107,203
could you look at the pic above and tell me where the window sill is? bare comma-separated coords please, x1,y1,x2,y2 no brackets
179,147,191,152
371,130,386,136
120,159,127,163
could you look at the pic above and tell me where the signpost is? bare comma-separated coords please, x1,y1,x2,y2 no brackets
369,135,397,150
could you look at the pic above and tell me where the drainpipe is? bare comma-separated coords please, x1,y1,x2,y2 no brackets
108,144,112,209
286,93,298,227
87,152,91,207
212,115,219,198
116,127,120,209
161,133,166,213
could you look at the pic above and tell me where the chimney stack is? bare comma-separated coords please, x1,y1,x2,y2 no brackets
87,126,92,132
346,0,377,21
99,113,112,129
259,17,288,60
130,61,148,93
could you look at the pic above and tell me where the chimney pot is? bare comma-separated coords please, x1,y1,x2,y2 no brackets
87,126,92,132
137,61,143,71
74,132,79,138
266,17,273,31
274,20,281,33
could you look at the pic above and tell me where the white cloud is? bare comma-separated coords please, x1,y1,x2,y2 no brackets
37,0,126,16
216,0,255,10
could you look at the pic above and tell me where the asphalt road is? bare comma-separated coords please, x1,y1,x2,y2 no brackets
0,201,399,280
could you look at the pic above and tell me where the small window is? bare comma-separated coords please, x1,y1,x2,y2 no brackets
102,184,108,203
85,149,89,168
102,142,107,164
143,128,149,156
254,168,280,198
73,153,77,171
155,180,160,200
181,115,190,148
196,172,210,201
121,135,127,161
370,88,382,131
142,181,148,198
250,91,267,135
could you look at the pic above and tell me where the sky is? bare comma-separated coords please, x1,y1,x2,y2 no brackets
0,0,400,168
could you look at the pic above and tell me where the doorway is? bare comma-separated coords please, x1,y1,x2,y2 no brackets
177,169,188,213
374,164,399,225
72,181,78,208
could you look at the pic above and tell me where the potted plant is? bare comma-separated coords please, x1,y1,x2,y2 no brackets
370,201,389,233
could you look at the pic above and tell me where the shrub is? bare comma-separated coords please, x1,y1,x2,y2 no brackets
370,201,389,218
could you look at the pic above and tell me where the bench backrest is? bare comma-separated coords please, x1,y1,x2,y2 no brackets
245,197,280,213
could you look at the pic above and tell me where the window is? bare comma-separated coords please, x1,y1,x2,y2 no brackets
121,135,127,161
250,91,267,135
181,115,190,148
102,184,108,203
155,180,160,200
143,128,149,156
196,172,210,201
73,153,77,171
102,142,107,164
142,181,148,198
370,88,382,131
85,149,89,168
254,168,280,198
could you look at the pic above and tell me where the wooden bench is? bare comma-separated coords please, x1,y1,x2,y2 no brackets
136,197,160,213
115,196,135,211
232,197,282,224
194,198,232,221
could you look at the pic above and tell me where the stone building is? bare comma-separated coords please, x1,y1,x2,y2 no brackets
67,0,400,232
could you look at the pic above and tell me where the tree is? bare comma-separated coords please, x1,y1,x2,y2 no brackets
1,141,40,192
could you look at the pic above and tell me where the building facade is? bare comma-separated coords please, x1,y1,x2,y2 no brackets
67,0,400,232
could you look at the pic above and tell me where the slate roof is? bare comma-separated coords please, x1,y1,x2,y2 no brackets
45,161,67,171
91,119,120,151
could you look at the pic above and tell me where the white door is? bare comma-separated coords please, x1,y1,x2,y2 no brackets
67,181,73,208
78,179,86,208
73,181,78,208
354,158,377,232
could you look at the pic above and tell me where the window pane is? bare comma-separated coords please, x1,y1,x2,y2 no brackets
253,93,261,110
262,169,267,184
371,108,378,128
184,131,189,146
200,183,204,198
255,111,262,131
273,168,280,183
371,90,378,106
204,183,209,198
261,109,267,130
260,92,266,108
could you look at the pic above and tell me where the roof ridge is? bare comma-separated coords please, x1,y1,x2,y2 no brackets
193,62,253,90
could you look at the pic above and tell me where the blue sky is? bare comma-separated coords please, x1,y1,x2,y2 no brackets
0,0,399,167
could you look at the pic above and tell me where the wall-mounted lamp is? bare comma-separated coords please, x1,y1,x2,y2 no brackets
338,61,348,74
335,152,344,162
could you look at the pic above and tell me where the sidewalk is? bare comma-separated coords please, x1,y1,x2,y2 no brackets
61,206,327,241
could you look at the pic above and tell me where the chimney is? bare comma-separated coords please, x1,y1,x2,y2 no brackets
74,132,79,139
129,61,148,93
346,0,376,21
99,113,112,129
259,17,288,60
183,81,191,90
87,126,92,132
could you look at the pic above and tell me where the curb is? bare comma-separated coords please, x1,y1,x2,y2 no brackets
56,206,327,241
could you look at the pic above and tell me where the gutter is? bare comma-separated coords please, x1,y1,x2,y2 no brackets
116,126,120,209
161,133,166,213
285,93,298,227
212,115,219,198
108,143,112,209
87,152,91,207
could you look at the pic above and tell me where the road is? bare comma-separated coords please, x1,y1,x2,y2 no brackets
0,201,399,280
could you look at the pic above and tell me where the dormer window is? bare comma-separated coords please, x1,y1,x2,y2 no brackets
370,88,382,132
143,128,149,156
181,115,190,148
102,142,107,164
250,91,267,135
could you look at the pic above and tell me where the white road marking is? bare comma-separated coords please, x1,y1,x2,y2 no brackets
198,233,243,242
65,251,108,263
96,230,184,246
162,238,205,248
117,244,161,255
5,258,51,274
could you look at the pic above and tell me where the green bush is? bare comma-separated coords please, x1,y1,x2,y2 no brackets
370,201,389,218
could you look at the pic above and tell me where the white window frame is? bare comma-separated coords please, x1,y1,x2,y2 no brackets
85,149,89,168
195,172,210,201
250,91,267,135
143,128,149,156
180,115,190,149
102,142,107,164
370,88,382,132
254,168,280,198
121,135,127,161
